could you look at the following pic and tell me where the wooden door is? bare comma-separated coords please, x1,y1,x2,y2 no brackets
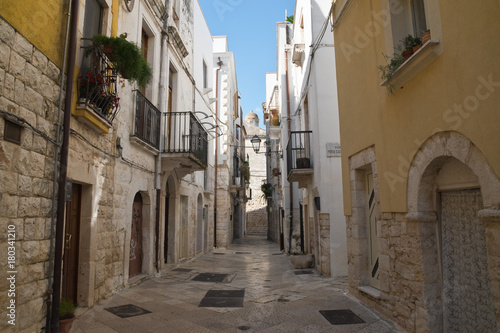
164,189,169,264
62,184,81,304
179,196,188,259
129,193,143,277
440,189,497,332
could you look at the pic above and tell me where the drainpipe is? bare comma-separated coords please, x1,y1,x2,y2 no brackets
45,0,73,330
214,57,222,247
155,12,169,274
285,27,294,254
51,0,79,331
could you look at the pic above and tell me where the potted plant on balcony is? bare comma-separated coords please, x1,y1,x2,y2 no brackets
261,183,272,198
59,298,76,333
240,162,250,182
296,150,311,169
378,52,406,94
78,70,120,115
90,34,152,88
421,29,431,45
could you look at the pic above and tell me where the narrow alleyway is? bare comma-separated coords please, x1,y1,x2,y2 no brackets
71,236,400,333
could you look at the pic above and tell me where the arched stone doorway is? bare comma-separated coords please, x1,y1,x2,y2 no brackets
406,131,500,332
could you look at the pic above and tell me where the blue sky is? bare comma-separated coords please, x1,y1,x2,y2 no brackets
199,0,295,128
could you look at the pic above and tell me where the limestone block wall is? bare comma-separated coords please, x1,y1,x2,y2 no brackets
246,136,267,236
216,165,232,248
0,17,62,332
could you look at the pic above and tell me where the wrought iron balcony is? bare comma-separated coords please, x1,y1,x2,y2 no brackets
77,40,119,123
287,131,313,188
162,112,208,170
133,91,161,150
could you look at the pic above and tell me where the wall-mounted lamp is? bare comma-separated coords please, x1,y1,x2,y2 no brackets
250,135,262,153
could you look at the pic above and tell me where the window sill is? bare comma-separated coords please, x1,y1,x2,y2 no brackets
381,40,441,91
358,285,381,299
73,104,112,135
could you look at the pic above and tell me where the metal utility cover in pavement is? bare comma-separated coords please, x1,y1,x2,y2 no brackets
205,289,245,298
199,289,245,308
172,268,193,272
320,310,365,325
235,251,251,254
214,252,225,255
192,273,229,283
294,270,314,275
105,304,151,318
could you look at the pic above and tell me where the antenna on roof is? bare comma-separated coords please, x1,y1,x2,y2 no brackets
285,9,288,21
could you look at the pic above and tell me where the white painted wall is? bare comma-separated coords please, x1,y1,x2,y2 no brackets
292,0,346,276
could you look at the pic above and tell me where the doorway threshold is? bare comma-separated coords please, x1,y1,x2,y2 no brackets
129,274,149,287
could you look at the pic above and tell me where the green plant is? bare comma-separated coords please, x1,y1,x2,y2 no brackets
90,35,152,88
402,34,422,50
286,15,294,24
378,52,406,94
261,183,272,198
240,162,250,182
59,298,76,320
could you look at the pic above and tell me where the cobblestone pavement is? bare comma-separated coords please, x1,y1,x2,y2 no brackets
71,236,401,332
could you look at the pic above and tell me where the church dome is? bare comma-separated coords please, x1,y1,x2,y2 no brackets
244,111,259,127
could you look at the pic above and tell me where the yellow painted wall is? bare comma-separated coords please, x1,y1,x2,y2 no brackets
0,0,67,67
334,0,500,214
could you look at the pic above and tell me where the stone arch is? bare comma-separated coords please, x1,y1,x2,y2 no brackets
407,131,500,215
124,190,152,283
406,131,500,332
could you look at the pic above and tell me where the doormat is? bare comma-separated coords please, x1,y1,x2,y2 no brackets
199,289,245,308
105,304,151,318
192,273,230,283
235,251,252,254
214,252,225,255
172,268,193,272
294,270,314,275
319,309,365,325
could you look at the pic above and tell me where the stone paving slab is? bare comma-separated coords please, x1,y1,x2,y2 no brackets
71,236,402,333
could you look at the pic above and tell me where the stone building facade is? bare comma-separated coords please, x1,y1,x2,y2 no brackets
243,111,267,237
333,0,500,331
0,0,235,331
0,15,63,332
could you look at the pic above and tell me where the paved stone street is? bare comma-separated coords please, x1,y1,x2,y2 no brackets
71,236,401,333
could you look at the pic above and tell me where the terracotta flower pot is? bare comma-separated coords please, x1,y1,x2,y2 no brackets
59,316,76,333
421,30,431,45
402,48,413,59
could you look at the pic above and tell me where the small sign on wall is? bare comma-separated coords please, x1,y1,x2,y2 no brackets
326,143,341,157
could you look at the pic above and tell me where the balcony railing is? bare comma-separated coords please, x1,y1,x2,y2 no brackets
134,91,161,150
162,112,208,168
77,39,119,122
287,131,313,179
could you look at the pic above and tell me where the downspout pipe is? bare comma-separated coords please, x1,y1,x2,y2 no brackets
45,0,73,329
155,12,169,274
51,0,80,331
214,57,223,248
285,26,294,255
